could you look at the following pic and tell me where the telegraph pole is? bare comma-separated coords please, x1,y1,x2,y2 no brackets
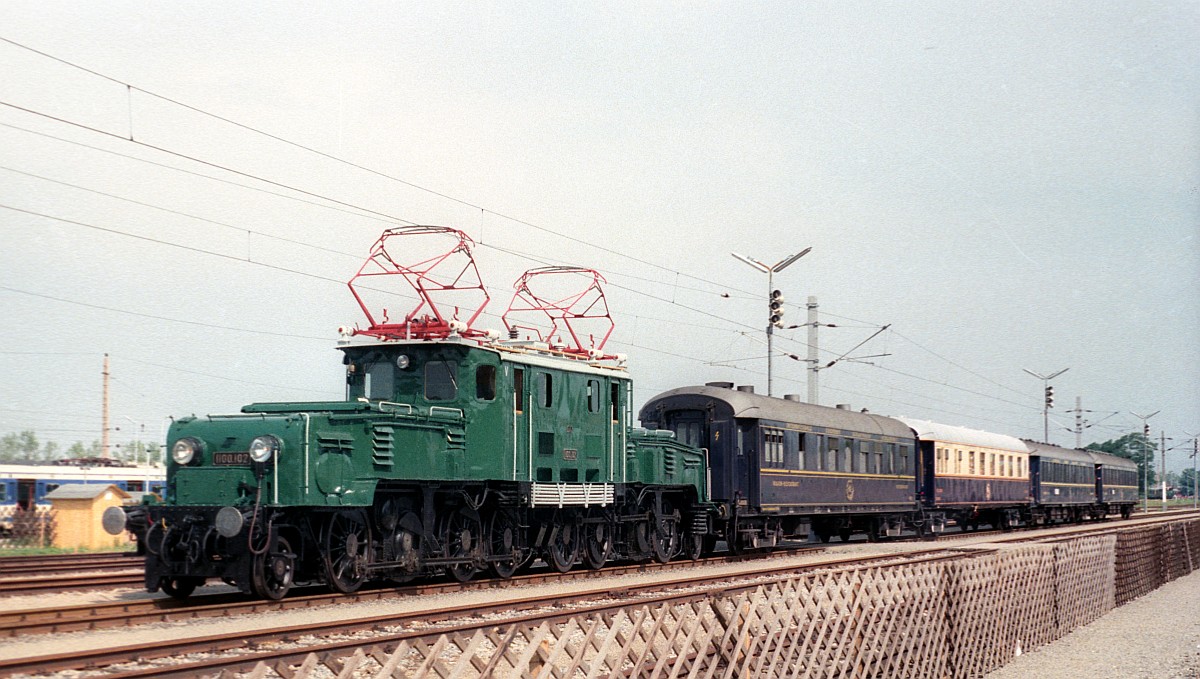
1188,432,1199,510
806,296,819,404
731,247,812,397
1161,430,1168,510
102,353,110,459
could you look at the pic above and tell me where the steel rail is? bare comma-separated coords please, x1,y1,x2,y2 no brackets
0,548,971,677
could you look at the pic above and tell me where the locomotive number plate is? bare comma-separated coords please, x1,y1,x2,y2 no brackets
562,448,578,461
213,452,251,466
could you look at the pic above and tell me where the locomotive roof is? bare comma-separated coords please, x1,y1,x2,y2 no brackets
1022,439,1096,464
337,335,629,378
893,417,1028,453
641,385,913,439
1085,449,1139,471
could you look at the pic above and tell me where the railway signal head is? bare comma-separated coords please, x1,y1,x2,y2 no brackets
1045,385,1054,408
769,289,785,328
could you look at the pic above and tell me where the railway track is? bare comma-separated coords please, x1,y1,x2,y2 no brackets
0,552,141,577
0,545,826,637
1,512,1193,677
0,547,967,677
0,572,144,597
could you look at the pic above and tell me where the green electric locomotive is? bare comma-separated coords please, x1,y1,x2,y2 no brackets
108,227,711,600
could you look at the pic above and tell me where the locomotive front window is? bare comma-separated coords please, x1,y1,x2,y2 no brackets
365,359,395,400
425,361,458,401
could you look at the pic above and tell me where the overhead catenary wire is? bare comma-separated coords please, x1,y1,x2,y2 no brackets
0,39,1079,433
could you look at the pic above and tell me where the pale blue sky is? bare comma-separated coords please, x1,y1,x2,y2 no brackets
1,2,1197,467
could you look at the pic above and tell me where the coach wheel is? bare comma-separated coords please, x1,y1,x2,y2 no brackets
252,536,294,600
866,519,881,543
685,531,704,560
583,514,613,570
1121,505,1132,520
488,510,524,579
160,575,202,600
442,508,482,583
323,510,371,594
814,526,832,544
546,512,580,573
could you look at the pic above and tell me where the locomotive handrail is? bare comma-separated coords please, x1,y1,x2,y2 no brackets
377,401,415,415
428,406,465,420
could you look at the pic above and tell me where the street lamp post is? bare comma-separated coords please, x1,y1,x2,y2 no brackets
1131,410,1160,513
1022,367,1069,443
732,248,811,397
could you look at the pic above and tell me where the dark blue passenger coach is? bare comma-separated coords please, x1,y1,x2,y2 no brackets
640,383,916,547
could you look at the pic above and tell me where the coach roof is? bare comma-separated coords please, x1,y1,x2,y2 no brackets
641,385,913,439
893,417,1029,453
1023,439,1096,464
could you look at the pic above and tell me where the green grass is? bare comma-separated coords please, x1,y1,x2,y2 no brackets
0,544,134,556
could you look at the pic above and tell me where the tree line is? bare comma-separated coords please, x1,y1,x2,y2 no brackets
0,430,163,465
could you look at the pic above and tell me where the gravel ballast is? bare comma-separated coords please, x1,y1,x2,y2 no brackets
984,568,1200,679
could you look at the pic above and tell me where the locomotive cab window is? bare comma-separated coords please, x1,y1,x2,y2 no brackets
513,368,525,413
475,365,496,401
587,379,601,413
611,383,620,421
364,357,394,400
537,372,553,408
425,361,458,401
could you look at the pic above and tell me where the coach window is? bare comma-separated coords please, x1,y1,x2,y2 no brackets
425,361,458,401
826,437,839,471
476,365,496,400
857,441,870,473
989,453,996,477
763,428,784,467
968,451,976,475
896,445,910,475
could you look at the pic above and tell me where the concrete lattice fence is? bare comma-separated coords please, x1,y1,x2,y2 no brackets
247,519,1198,679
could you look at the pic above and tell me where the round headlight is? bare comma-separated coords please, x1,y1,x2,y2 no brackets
395,354,411,370
249,435,280,463
172,438,200,465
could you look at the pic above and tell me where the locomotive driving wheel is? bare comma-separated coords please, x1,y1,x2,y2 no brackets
545,511,580,573
160,576,203,600
649,498,681,564
323,510,371,594
583,509,613,570
251,535,295,600
442,508,482,583
487,509,526,579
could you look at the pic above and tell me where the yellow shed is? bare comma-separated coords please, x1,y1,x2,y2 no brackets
44,484,133,550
